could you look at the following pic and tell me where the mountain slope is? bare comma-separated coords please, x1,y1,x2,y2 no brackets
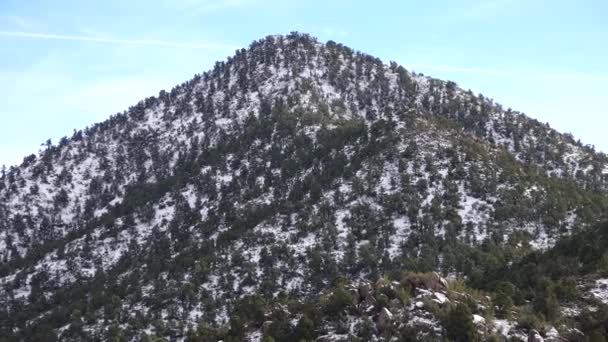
1,32,607,341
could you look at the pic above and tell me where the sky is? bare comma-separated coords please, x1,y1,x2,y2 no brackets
0,0,607,167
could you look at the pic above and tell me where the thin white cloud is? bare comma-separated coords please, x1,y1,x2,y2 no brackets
406,63,608,82
0,30,238,50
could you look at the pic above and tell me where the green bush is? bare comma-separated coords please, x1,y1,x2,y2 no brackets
444,303,478,342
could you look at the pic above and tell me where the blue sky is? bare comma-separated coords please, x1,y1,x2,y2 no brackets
1,0,607,166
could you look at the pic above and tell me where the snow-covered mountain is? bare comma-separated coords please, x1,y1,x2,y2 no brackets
1,33,607,341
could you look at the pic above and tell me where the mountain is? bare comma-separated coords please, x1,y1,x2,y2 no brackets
1,32,608,341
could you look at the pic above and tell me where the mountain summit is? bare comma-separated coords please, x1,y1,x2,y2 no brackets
1,32,608,341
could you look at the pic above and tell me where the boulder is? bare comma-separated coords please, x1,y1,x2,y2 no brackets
359,283,372,298
433,292,449,305
375,277,389,289
450,290,472,302
473,314,487,335
363,294,377,307
528,329,544,342
404,272,449,293
262,320,273,334
350,288,361,306
472,314,485,325
434,272,449,292
377,307,394,331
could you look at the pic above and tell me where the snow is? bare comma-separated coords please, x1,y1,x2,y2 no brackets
407,314,442,334
458,191,491,242
381,307,394,319
546,327,560,339
433,292,448,304
246,330,263,342
182,185,198,208
387,216,410,257
528,228,556,250
473,314,485,325
0,33,605,339
590,279,608,304
561,305,582,317
493,319,515,336
378,162,400,195
334,209,350,239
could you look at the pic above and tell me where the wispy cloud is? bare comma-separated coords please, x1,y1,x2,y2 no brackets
406,63,608,82
0,30,238,50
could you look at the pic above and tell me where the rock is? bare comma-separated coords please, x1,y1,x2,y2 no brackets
434,272,449,292
544,327,566,342
405,272,449,293
433,292,449,305
262,320,273,334
472,314,488,336
377,307,393,331
350,288,361,306
450,290,472,302
363,294,377,307
375,277,389,289
546,327,558,336
359,283,372,298
564,328,585,341
472,314,485,325
528,329,544,342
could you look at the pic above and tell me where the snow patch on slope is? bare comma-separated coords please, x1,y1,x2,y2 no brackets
590,279,608,304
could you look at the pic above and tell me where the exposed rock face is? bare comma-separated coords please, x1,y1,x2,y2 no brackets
404,272,449,293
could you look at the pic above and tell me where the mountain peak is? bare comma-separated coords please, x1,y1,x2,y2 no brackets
1,34,608,341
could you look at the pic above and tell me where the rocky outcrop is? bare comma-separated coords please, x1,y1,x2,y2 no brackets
404,272,449,294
